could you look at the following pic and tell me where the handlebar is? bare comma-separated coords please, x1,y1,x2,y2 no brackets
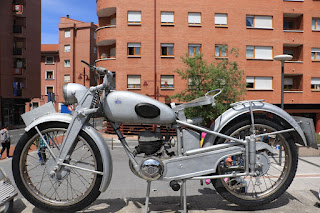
81,60,108,75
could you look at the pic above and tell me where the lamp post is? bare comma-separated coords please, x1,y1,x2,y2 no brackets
274,55,293,109
78,67,90,86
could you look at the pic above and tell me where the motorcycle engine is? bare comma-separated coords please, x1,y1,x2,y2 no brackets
134,131,163,155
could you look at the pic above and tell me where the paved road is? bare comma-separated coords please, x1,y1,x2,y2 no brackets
1,139,320,213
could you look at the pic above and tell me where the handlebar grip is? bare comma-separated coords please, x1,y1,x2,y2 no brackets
81,60,90,67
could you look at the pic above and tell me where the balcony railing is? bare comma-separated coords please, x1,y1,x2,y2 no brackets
13,25,22,33
13,48,22,55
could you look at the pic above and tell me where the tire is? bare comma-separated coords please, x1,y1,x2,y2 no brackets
12,122,103,213
212,117,298,207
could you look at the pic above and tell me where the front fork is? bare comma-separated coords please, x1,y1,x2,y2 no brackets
40,90,103,177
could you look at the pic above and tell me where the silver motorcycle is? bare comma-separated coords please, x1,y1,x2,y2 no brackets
12,60,318,213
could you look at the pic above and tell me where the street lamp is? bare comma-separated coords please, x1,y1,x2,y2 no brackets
274,55,293,109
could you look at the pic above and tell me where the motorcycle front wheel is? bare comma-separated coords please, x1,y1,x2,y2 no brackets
212,117,298,207
12,122,103,213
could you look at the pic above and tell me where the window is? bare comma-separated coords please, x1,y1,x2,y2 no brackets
161,43,174,57
246,15,273,28
312,18,320,30
161,75,174,88
311,48,320,61
65,30,70,38
64,74,70,82
246,77,273,90
188,44,201,57
284,78,293,90
45,86,54,94
161,12,174,25
127,75,141,89
46,71,54,80
215,13,228,26
127,43,141,56
45,56,54,64
64,60,70,67
94,32,96,39
128,11,141,25
215,45,228,57
246,46,273,60
188,12,201,26
283,75,303,91
94,46,97,54
64,45,70,53
311,78,320,90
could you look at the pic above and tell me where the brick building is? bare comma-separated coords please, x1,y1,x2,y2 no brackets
0,0,41,127
26,15,97,112
28,17,97,113
96,0,320,132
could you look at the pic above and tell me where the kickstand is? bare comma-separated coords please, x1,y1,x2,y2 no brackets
144,181,151,213
180,179,187,213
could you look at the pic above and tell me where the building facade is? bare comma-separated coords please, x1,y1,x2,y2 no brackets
96,0,320,132
28,17,97,113
0,0,41,127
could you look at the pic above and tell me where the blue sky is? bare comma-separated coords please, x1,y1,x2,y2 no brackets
41,0,98,44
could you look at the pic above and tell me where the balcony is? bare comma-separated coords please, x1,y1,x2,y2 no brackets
283,44,303,62
283,13,303,32
284,74,303,92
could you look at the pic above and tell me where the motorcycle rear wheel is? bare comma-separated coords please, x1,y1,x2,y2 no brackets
12,122,103,213
212,117,298,207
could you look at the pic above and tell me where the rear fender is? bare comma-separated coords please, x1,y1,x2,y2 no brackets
23,113,112,192
203,101,314,148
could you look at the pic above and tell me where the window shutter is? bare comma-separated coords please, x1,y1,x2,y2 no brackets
128,43,141,48
188,13,201,24
161,43,174,47
215,14,227,25
284,78,293,85
161,12,174,23
255,16,272,28
128,75,141,84
255,77,272,89
255,46,273,59
311,78,320,85
312,48,320,53
246,77,255,83
161,76,174,85
128,11,141,22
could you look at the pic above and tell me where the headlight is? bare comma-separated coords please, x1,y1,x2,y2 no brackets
63,83,87,105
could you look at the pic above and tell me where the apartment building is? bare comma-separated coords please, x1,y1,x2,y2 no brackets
28,16,97,113
96,0,320,132
0,0,41,127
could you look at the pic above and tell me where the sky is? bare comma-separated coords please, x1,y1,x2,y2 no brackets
41,0,98,44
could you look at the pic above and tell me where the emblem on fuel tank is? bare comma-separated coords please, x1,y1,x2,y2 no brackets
115,99,122,104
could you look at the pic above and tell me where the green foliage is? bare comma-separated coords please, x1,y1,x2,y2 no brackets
171,52,246,126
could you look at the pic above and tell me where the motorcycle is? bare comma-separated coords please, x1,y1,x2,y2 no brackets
12,60,318,213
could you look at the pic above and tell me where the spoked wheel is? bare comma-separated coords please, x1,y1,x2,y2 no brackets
12,122,103,213
212,117,298,207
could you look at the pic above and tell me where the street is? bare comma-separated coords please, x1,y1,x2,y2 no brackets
1,138,320,213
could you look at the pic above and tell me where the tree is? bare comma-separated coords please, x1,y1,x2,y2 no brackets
171,50,246,126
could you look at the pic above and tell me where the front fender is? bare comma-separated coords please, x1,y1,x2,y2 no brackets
24,113,112,192
203,101,310,148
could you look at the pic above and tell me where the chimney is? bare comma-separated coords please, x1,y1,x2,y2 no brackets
66,15,70,18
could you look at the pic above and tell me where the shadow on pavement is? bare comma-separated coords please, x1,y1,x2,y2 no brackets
12,191,300,213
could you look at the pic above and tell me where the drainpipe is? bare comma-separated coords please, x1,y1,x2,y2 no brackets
154,0,157,99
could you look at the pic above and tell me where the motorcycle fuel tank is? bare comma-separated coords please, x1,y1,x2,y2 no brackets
103,91,176,124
